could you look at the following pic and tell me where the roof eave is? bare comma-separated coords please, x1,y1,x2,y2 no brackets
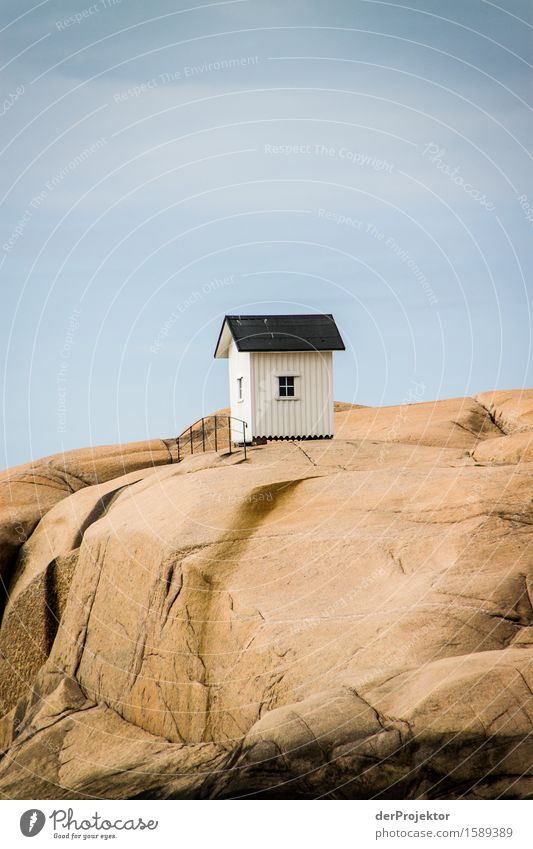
213,318,237,358
238,345,345,352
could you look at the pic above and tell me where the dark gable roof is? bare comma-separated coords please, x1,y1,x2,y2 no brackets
216,314,345,355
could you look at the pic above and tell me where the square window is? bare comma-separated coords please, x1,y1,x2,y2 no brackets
278,376,295,397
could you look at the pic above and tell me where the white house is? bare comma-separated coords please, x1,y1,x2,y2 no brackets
214,314,345,442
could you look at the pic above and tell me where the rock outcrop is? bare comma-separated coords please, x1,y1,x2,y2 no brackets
1,393,533,799
0,439,178,597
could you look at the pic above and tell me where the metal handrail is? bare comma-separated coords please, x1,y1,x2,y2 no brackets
175,415,247,462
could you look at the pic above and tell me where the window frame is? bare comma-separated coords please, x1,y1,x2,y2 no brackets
236,376,243,402
277,374,298,400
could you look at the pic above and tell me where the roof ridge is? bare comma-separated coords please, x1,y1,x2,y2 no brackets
224,313,334,319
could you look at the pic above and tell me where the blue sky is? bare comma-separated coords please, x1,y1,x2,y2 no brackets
1,0,532,468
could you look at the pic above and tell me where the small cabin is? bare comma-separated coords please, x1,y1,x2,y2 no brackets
214,314,345,442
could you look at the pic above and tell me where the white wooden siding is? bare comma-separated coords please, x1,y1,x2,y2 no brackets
228,343,252,442
250,351,333,438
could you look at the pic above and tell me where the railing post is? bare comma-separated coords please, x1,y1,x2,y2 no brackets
177,436,180,463
202,417,205,453
228,416,232,454
243,422,247,460
214,415,218,452
190,426,193,454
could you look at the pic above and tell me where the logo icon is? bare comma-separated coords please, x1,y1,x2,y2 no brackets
20,810,46,837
